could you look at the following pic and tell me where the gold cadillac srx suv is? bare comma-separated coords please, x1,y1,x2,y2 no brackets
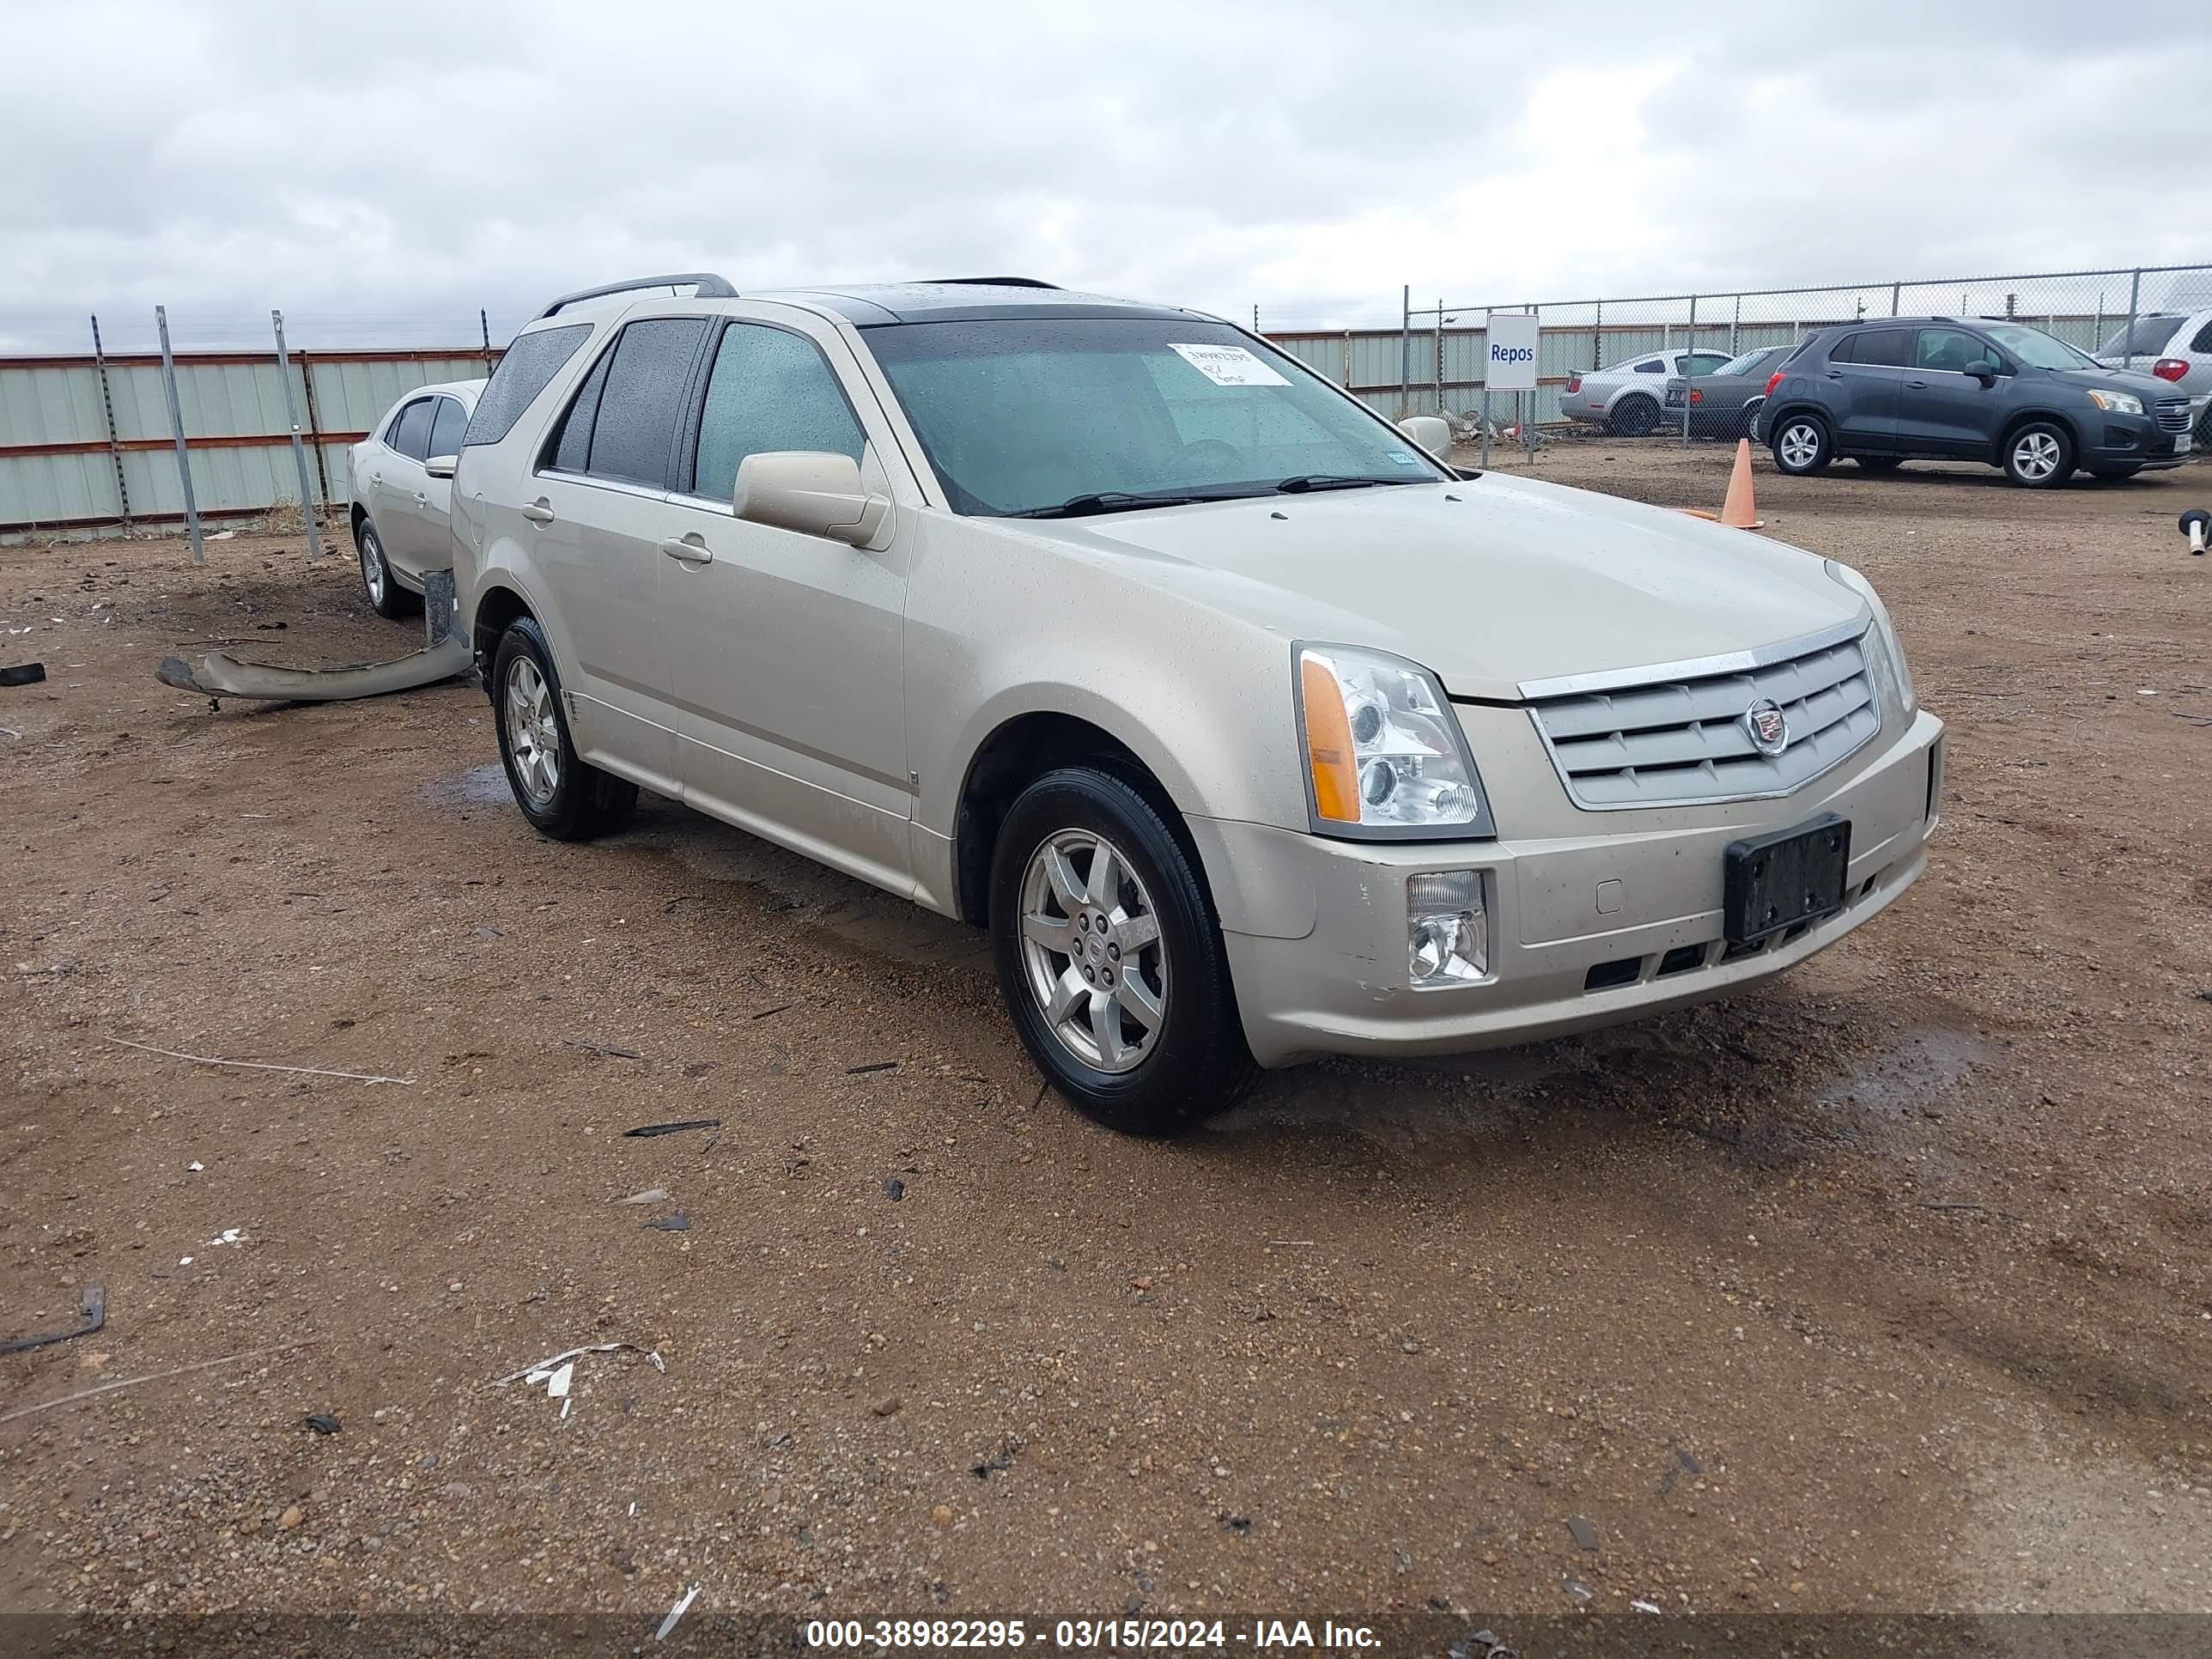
447,273,1943,1134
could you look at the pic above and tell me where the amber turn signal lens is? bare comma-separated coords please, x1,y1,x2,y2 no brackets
1301,653,1359,823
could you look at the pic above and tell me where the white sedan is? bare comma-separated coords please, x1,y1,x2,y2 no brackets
348,379,484,617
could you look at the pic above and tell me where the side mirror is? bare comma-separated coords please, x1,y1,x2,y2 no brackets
1396,415,1453,459
732,451,890,547
1965,363,1998,386
424,454,458,480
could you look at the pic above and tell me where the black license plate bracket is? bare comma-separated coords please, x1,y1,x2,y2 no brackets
1723,813,1852,946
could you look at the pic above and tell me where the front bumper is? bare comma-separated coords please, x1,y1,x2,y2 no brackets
1191,709,1943,1067
2087,410,2193,470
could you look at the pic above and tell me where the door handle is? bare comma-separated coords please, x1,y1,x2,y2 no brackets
414,491,428,505
1906,379,1928,388
1825,369,1844,379
369,472,383,486
520,500,555,524
659,535,713,565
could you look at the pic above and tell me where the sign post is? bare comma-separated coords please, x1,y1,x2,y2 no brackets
1482,311,1539,469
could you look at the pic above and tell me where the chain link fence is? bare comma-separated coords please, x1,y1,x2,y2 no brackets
1271,263,2212,445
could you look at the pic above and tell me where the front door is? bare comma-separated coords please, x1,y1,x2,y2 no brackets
1895,327,2008,458
659,314,913,896
1824,326,1912,451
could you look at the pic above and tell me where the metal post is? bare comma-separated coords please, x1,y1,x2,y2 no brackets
88,315,131,530
1681,294,1697,445
2123,269,2142,368
1399,285,1412,420
1731,294,1741,355
2094,292,2105,356
1593,299,1602,371
271,310,325,559
155,305,203,563
1890,282,1900,318
480,307,493,364
1434,298,1445,416
298,347,331,508
1480,309,1491,471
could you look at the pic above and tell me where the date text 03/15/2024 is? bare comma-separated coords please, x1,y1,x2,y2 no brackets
804,1619,1382,1650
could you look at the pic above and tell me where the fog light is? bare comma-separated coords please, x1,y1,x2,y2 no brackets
1407,870,1486,987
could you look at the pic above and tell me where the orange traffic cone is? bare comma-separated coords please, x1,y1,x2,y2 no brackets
1719,437,1763,529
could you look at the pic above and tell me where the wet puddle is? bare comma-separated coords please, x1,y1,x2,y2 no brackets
424,763,511,806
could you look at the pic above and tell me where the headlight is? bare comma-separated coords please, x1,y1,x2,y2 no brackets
1824,561,1916,717
2086,389,2143,416
1296,644,1493,839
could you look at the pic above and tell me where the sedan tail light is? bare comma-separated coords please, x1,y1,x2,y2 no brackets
1565,374,1582,394
1688,387,1704,404
1764,369,1786,398
2153,357,2189,382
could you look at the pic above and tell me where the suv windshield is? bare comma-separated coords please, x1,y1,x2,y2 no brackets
861,317,1445,517
1979,323,2101,372
2097,315,2185,357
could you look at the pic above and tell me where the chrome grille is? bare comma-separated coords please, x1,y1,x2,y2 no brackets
2158,397,2191,433
1528,630,1879,809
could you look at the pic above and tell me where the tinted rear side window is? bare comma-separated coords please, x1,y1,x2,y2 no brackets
391,398,434,460
428,397,469,459
585,319,708,488
1833,329,1912,367
465,323,591,447
692,325,865,501
546,349,615,474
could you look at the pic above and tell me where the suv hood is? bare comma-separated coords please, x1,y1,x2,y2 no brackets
1048,475,1864,702
2055,364,2176,398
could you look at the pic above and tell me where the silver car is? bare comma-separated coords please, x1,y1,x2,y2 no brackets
1559,348,1735,434
2094,309,2212,441
348,379,484,617
451,275,1942,1134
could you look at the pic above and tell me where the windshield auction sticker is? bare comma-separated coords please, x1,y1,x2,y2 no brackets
1169,343,1290,387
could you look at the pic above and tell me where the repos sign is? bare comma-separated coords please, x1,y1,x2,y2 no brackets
1484,312,1540,392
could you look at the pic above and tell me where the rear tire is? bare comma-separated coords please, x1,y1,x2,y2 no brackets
988,767,1256,1136
1770,413,1832,475
491,617,637,842
1609,395,1661,436
355,519,419,620
2002,420,2075,488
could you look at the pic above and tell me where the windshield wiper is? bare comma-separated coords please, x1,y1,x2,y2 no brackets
1007,489,1214,520
1273,474,1421,493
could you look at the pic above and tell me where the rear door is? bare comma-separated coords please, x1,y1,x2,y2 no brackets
526,314,713,793
656,311,914,894
375,396,437,568
1823,327,1911,450
1896,327,2006,457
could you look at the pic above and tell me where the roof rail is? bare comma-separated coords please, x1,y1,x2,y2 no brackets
538,273,738,319
924,276,1060,289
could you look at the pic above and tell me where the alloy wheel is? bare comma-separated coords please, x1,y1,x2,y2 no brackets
360,530,386,605
1017,828,1168,1074
2012,430,2061,482
1778,422,1821,469
504,655,562,806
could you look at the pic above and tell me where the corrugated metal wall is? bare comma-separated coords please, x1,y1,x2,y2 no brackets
1,348,494,539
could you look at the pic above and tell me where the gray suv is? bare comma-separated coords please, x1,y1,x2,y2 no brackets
1753,317,2193,487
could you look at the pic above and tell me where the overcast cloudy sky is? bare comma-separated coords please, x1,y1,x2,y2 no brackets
2,0,2207,349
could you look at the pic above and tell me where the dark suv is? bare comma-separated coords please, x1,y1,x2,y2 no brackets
1752,317,2192,488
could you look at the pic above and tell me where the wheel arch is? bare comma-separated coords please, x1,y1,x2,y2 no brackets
1993,406,2083,463
950,707,1206,929
471,580,538,685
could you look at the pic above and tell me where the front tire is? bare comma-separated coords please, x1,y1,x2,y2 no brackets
2003,421,2075,489
1609,394,1661,436
1770,413,1832,475
988,767,1256,1135
491,617,637,842
355,520,418,620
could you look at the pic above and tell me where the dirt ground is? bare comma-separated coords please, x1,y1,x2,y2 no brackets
3,442,2210,1643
